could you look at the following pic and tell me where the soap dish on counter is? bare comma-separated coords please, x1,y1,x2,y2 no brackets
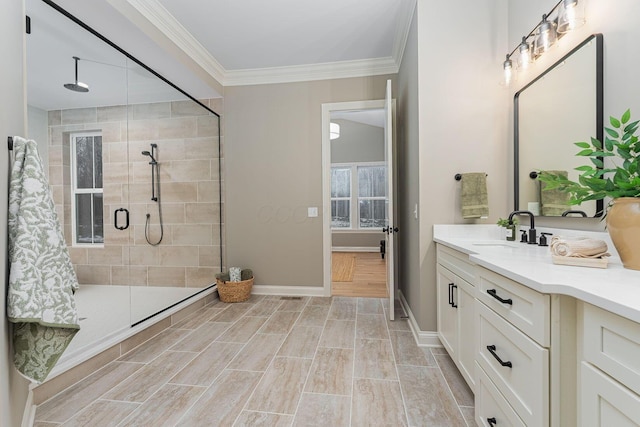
551,255,609,269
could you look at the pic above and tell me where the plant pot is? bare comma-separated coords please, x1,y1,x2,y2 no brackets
606,197,640,271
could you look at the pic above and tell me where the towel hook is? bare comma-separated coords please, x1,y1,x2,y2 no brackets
8,136,13,151
529,171,539,179
455,173,488,181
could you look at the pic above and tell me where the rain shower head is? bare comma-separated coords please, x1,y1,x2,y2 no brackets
64,56,89,93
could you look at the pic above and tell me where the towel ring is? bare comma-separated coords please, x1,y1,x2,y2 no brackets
455,173,488,181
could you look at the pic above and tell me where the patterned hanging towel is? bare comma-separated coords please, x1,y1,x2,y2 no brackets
7,136,80,383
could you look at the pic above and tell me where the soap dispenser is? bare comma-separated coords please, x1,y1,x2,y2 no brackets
506,220,516,241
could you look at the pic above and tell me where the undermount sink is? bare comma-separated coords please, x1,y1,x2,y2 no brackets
471,241,519,248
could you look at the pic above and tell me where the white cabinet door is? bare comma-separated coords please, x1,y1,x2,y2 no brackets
437,264,458,359
458,278,476,391
580,362,640,427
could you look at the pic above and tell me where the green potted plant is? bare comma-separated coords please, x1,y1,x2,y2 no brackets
538,109,640,270
497,217,519,241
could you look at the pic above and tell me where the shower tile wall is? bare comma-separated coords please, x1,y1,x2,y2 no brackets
48,99,224,288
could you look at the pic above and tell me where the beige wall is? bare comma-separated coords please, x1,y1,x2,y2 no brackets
1,1,30,425
224,76,394,287
330,119,384,163
396,0,510,331
47,99,223,288
397,4,422,329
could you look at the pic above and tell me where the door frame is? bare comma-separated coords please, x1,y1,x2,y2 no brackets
321,99,396,297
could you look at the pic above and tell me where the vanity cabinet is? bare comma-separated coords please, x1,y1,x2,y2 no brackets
578,303,640,426
436,245,476,391
475,266,551,427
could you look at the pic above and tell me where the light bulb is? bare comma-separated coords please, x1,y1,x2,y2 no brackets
517,37,533,70
534,14,557,56
502,55,514,86
558,0,586,34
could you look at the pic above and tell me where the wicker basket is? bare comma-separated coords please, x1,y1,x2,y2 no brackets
216,277,253,303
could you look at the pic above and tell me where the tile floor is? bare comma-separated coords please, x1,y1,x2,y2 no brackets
34,296,475,427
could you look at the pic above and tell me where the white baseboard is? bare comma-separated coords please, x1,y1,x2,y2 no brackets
332,246,379,253
21,389,35,427
398,290,442,348
252,285,326,297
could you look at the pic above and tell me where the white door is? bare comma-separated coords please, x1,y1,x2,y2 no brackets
384,79,396,321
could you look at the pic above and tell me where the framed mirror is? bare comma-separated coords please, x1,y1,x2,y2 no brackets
515,33,603,217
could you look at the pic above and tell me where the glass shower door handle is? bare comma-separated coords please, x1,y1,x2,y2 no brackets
114,208,130,230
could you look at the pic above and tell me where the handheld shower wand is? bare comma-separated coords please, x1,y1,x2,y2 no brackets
142,144,163,245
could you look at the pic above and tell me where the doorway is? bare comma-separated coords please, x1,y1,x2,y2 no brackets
321,81,397,317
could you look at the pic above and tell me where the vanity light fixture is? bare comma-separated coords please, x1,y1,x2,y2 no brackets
501,0,586,86
502,55,514,86
330,122,340,140
517,36,533,70
534,14,558,56
558,0,586,33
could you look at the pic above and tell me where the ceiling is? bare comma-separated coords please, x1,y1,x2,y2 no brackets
26,0,415,110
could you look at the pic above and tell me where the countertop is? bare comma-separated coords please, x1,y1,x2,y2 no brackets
433,224,640,324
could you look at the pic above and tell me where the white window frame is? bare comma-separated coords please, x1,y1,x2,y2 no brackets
70,131,104,247
331,161,386,231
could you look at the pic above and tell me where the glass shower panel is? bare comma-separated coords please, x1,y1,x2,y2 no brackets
126,60,222,325
25,0,132,362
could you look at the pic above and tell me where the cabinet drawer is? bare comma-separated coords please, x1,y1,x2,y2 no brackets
437,245,476,285
582,303,640,396
475,363,526,427
477,301,549,427
580,362,640,427
477,266,550,346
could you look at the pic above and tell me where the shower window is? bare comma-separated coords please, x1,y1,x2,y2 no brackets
71,131,104,245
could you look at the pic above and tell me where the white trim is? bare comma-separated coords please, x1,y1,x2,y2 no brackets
322,100,387,297
399,290,443,348
392,0,417,68
224,57,398,87
332,246,378,253
21,390,35,427
251,285,326,297
112,0,404,87
116,0,226,84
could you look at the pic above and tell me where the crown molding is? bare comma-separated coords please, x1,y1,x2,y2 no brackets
117,0,406,87
392,0,417,68
224,57,399,87
119,0,226,84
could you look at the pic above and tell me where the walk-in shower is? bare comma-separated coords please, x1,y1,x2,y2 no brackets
142,143,163,246
25,0,223,372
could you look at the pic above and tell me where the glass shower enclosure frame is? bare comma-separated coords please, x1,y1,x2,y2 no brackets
25,0,223,368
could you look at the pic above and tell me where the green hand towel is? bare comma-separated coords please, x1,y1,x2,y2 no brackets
540,170,570,216
461,173,489,219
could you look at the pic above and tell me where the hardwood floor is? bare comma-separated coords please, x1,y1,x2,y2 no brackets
331,252,387,298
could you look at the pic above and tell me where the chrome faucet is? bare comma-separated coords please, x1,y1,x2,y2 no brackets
508,210,537,244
